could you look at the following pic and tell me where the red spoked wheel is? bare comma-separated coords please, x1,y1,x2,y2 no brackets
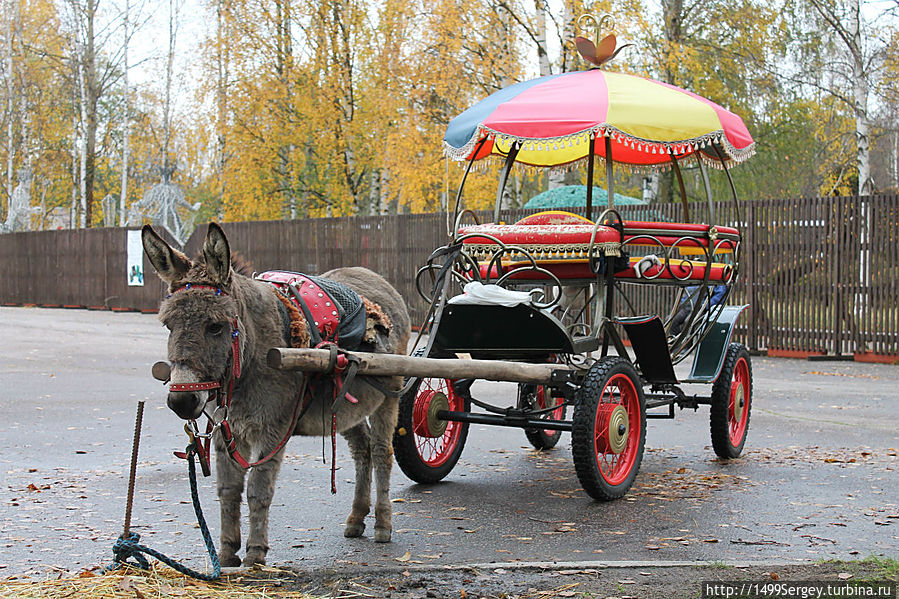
571,357,646,500
710,343,752,459
394,374,470,484
518,384,566,450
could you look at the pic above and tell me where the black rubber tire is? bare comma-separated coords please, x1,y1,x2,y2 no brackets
393,356,470,483
571,357,646,501
518,383,565,450
710,343,752,459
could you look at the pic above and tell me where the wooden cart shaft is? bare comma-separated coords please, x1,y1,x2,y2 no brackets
266,347,575,385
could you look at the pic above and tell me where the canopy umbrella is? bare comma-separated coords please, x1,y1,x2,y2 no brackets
444,69,755,169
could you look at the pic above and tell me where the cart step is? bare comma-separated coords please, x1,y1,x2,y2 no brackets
617,315,678,385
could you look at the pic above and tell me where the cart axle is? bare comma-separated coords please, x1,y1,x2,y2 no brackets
437,410,572,432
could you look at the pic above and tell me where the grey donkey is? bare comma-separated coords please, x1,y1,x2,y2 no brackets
142,223,411,567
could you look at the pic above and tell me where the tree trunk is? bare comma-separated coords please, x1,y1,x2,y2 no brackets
70,78,79,228
77,53,88,228
535,0,565,191
848,0,872,195
162,0,177,178
215,0,228,216
660,0,684,204
119,0,130,226
534,0,551,77
276,0,296,219
4,2,18,212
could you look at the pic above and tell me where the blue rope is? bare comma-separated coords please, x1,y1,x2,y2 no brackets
105,443,221,581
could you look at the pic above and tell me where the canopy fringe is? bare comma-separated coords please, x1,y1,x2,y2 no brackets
443,123,755,172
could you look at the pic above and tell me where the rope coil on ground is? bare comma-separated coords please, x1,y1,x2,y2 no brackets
104,443,221,581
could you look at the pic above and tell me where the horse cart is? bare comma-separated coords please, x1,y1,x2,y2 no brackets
271,64,756,501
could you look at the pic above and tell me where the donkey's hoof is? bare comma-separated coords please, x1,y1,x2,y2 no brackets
373,528,392,543
220,554,242,568
242,550,267,567
344,522,366,538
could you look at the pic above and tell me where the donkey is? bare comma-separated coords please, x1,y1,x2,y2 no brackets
142,223,411,567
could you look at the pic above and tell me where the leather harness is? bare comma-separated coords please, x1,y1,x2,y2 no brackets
167,278,365,490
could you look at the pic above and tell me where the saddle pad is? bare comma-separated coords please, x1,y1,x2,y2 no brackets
257,270,366,349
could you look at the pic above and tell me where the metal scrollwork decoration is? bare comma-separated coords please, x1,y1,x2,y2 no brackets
575,13,632,68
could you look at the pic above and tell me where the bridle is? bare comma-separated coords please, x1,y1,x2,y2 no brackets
160,282,305,476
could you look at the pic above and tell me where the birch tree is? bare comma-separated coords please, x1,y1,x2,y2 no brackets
806,0,876,195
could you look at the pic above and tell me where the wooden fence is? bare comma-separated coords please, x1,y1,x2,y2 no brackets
1,196,897,357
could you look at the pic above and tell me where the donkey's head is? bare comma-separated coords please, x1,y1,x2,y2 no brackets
143,223,242,420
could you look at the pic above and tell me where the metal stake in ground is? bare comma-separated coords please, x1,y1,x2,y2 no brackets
123,400,145,539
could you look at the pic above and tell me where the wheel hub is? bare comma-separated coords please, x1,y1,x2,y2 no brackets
413,390,450,438
731,382,744,421
597,404,629,455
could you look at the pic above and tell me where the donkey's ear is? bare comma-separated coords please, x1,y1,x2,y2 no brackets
142,225,191,283
203,223,232,287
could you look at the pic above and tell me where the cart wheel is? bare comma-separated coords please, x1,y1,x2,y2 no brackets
393,369,470,484
518,384,566,450
710,343,752,459
571,357,646,500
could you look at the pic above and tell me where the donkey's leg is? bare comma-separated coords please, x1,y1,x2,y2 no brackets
214,440,246,567
243,453,284,566
342,422,372,538
370,394,399,543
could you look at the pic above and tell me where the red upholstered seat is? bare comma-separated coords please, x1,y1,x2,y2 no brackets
623,221,740,253
459,211,619,261
460,211,738,284
477,256,733,283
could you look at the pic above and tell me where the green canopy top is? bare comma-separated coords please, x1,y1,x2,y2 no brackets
523,185,646,209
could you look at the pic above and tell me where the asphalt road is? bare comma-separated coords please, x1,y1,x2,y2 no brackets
1,306,896,578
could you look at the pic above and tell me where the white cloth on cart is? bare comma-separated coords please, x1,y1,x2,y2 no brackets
447,281,537,307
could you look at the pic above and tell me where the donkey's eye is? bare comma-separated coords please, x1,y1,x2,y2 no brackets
207,323,225,336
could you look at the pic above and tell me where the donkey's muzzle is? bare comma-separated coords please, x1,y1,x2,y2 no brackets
167,391,206,420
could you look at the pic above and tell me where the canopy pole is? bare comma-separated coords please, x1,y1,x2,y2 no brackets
604,136,614,210
450,137,488,237
493,142,521,224
585,135,596,221
711,144,741,225
696,156,715,223
670,154,690,222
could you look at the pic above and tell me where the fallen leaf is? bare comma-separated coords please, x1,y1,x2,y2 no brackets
838,573,853,580
769,572,780,580
395,551,411,562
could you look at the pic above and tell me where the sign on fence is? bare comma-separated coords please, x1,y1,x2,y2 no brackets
127,229,144,286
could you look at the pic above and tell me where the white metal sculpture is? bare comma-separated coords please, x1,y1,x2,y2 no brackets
1,167,40,233
127,166,199,246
